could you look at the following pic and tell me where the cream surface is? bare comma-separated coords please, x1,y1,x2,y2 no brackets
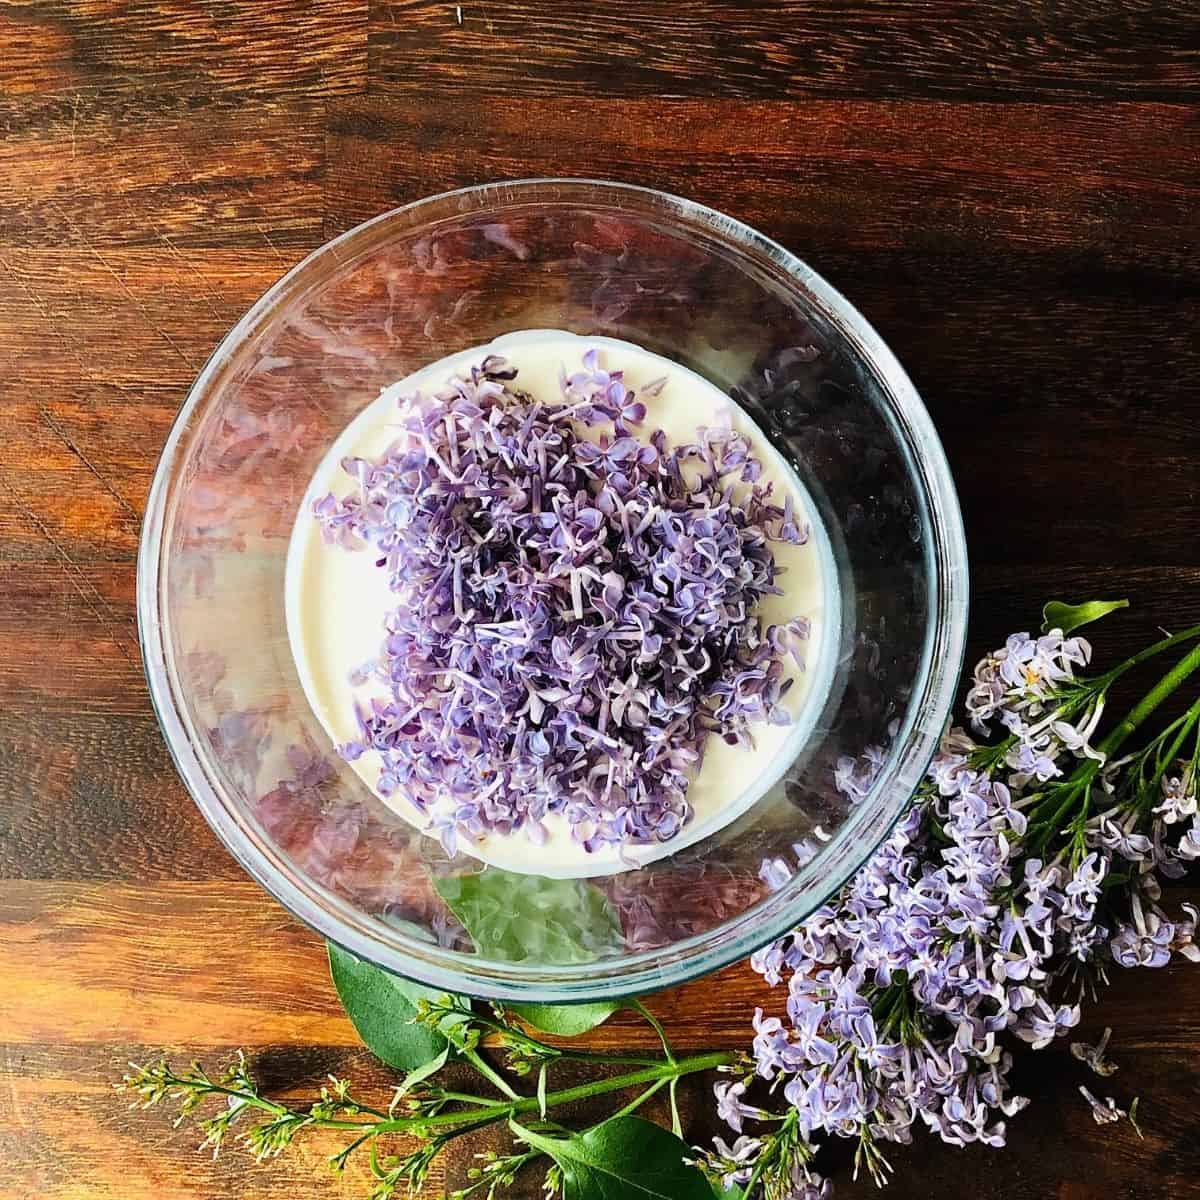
285,331,836,877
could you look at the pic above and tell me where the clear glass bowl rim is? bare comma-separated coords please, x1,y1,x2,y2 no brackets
138,178,969,1002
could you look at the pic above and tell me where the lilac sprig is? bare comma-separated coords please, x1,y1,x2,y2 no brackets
314,350,810,856
703,1106,830,1200
708,613,1200,1194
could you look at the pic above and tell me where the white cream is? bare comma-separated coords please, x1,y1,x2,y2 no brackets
285,331,837,878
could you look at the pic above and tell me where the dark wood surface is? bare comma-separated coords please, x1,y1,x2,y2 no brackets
2,3,1200,1198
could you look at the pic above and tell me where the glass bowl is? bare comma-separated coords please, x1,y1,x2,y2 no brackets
138,179,967,1002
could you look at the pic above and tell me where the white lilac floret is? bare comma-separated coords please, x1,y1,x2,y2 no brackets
314,350,810,855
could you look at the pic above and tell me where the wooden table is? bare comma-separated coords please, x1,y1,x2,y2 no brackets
2,3,1199,1197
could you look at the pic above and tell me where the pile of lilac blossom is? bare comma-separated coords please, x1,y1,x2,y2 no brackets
704,611,1200,1198
314,350,809,855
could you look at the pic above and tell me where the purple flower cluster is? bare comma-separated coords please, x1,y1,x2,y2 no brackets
314,350,809,855
710,625,1200,1193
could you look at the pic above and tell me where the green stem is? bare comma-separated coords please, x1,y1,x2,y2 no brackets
331,1129,375,1166
452,1149,544,1199
871,978,911,1035
203,1051,735,1139
462,1048,519,1100
339,1096,390,1121
608,1078,668,1121
1098,640,1200,758
371,1050,736,1136
1165,701,1200,766
433,1114,507,1145
1027,638,1200,847
468,1011,555,1051
459,1007,662,1069
739,1108,801,1198
634,1000,675,1064
156,1048,739,1154
563,1052,668,1068
436,1090,510,1107
1105,622,1200,676
1135,697,1200,810
164,1078,288,1118
1027,778,1090,857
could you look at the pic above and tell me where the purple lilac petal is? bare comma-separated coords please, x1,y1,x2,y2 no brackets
315,350,810,853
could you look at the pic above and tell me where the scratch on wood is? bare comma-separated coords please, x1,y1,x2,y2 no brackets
36,404,141,524
46,200,199,372
2,1046,28,1132
0,473,139,668
0,252,136,399
69,92,80,160
153,228,227,322
121,197,227,324
164,140,290,266
238,197,290,266
68,132,226,326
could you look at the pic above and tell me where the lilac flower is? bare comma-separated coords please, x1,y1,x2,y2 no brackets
1172,903,1200,963
966,630,1090,733
705,1135,763,1188
1110,891,1176,968
833,743,887,804
760,857,794,891
1079,1086,1125,1125
793,1176,833,1200
1177,818,1200,860
315,351,811,855
1012,998,1080,1048
714,1080,768,1133
722,620,1200,1196
1063,853,1107,922
1155,765,1198,824
1005,733,1062,787
1070,1028,1118,1077
965,629,1105,795
1050,698,1107,762
1092,813,1153,868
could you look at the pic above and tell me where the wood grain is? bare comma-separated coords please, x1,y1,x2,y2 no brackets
324,97,1200,270
0,94,326,249
3,878,1198,1052
0,1042,1190,1200
2,0,367,98
2,2,1200,1197
0,564,143,713
369,1,1200,101
1,882,1198,1199
0,713,227,883
0,249,293,562
0,880,751,1048
0,1042,445,1200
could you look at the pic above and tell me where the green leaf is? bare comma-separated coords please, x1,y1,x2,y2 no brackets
394,1045,450,1098
434,868,625,966
1041,598,1129,636
327,942,453,1073
378,912,438,943
710,1183,744,1200
511,1001,622,1037
512,1115,714,1200
668,1077,682,1137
